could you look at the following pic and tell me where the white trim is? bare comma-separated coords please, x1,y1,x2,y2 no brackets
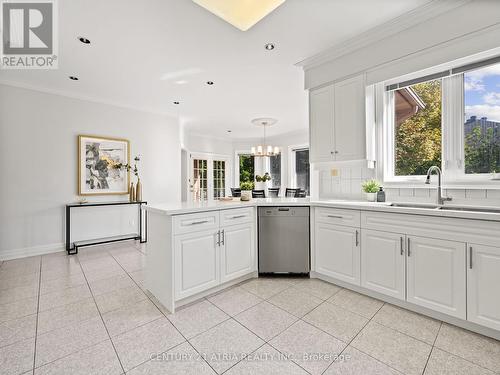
288,144,309,190
376,57,500,187
189,152,231,201
0,242,65,261
233,149,254,188
0,81,178,119
297,0,470,69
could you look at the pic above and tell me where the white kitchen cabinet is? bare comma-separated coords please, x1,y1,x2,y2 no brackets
333,75,366,161
467,243,500,331
361,229,406,300
309,74,366,163
315,222,360,285
220,222,255,283
309,85,335,162
406,236,466,319
174,229,220,300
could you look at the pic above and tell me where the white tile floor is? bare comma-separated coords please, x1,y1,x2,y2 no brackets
1,243,499,375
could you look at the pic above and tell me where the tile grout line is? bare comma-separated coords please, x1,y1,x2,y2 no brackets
107,244,222,375
211,281,341,375
31,256,42,375
421,321,442,374
318,302,405,375
76,250,127,374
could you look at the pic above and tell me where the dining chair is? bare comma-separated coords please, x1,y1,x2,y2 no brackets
267,188,280,197
285,188,298,197
295,189,307,198
230,188,241,197
252,189,266,198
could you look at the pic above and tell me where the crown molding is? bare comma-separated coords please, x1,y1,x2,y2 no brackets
0,80,179,119
296,0,472,70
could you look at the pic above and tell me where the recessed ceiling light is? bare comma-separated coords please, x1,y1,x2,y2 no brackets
227,130,232,133
78,36,91,44
192,0,286,31
264,43,275,51
206,81,214,85
69,76,79,81
173,101,180,105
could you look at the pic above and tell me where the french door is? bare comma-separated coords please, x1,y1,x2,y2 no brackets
190,153,229,201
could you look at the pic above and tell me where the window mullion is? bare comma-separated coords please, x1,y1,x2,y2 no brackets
442,74,465,180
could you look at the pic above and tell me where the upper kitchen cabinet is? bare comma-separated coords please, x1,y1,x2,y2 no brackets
309,74,366,163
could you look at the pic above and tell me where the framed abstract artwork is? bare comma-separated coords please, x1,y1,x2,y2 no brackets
78,135,130,195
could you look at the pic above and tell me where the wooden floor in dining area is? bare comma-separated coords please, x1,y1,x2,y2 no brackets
0,242,499,375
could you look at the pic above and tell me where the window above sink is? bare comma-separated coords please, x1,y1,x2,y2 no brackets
378,51,500,188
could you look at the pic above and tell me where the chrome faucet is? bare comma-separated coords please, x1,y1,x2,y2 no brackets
425,166,452,205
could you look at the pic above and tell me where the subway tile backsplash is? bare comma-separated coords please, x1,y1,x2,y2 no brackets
318,162,500,207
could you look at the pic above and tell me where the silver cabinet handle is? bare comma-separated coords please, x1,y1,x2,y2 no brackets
216,230,220,246
355,230,359,247
469,246,473,269
221,229,225,245
407,237,411,257
188,220,209,226
400,237,404,256
230,215,246,219
327,215,343,219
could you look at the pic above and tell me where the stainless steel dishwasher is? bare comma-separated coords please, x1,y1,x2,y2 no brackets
258,206,310,274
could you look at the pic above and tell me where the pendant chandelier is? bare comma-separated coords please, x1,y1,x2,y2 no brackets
251,118,280,157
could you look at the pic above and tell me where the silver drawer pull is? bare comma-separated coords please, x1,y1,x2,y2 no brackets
229,215,246,219
469,246,473,269
186,220,209,225
327,215,343,219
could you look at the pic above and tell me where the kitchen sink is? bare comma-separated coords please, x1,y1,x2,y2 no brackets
389,202,500,214
390,203,441,209
438,206,500,214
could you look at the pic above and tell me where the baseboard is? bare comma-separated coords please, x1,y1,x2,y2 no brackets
0,242,65,261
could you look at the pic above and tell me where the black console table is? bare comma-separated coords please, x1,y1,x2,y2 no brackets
65,201,147,255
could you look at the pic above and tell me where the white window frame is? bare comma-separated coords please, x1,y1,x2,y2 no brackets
288,144,310,192
234,150,255,188
190,152,230,201
265,153,285,191
377,55,500,188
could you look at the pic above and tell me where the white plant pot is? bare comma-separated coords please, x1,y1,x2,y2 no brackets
254,181,270,195
365,192,377,202
240,190,252,201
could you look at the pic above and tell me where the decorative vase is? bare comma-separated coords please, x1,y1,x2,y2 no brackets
135,178,142,202
366,192,377,202
129,182,136,202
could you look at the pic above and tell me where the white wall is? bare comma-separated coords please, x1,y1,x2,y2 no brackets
0,84,180,260
183,133,234,156
304,1,500,89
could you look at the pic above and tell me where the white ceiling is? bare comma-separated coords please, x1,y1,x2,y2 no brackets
0,0,431,138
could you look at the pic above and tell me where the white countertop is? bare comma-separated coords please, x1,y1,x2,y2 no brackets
144,197,500,222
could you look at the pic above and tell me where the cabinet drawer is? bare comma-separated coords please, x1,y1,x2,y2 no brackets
315,207,360,227
220,207,254,226
173,211,219,235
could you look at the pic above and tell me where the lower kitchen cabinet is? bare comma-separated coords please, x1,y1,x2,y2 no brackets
315,223,360,285
406,235,466,319
220,223,255,283
174,229,220,299
361,229,406,300
467,243,500,330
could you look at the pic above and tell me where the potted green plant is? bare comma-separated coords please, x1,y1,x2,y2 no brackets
239,181,254,201
362,179,380,202
255,172,272,192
